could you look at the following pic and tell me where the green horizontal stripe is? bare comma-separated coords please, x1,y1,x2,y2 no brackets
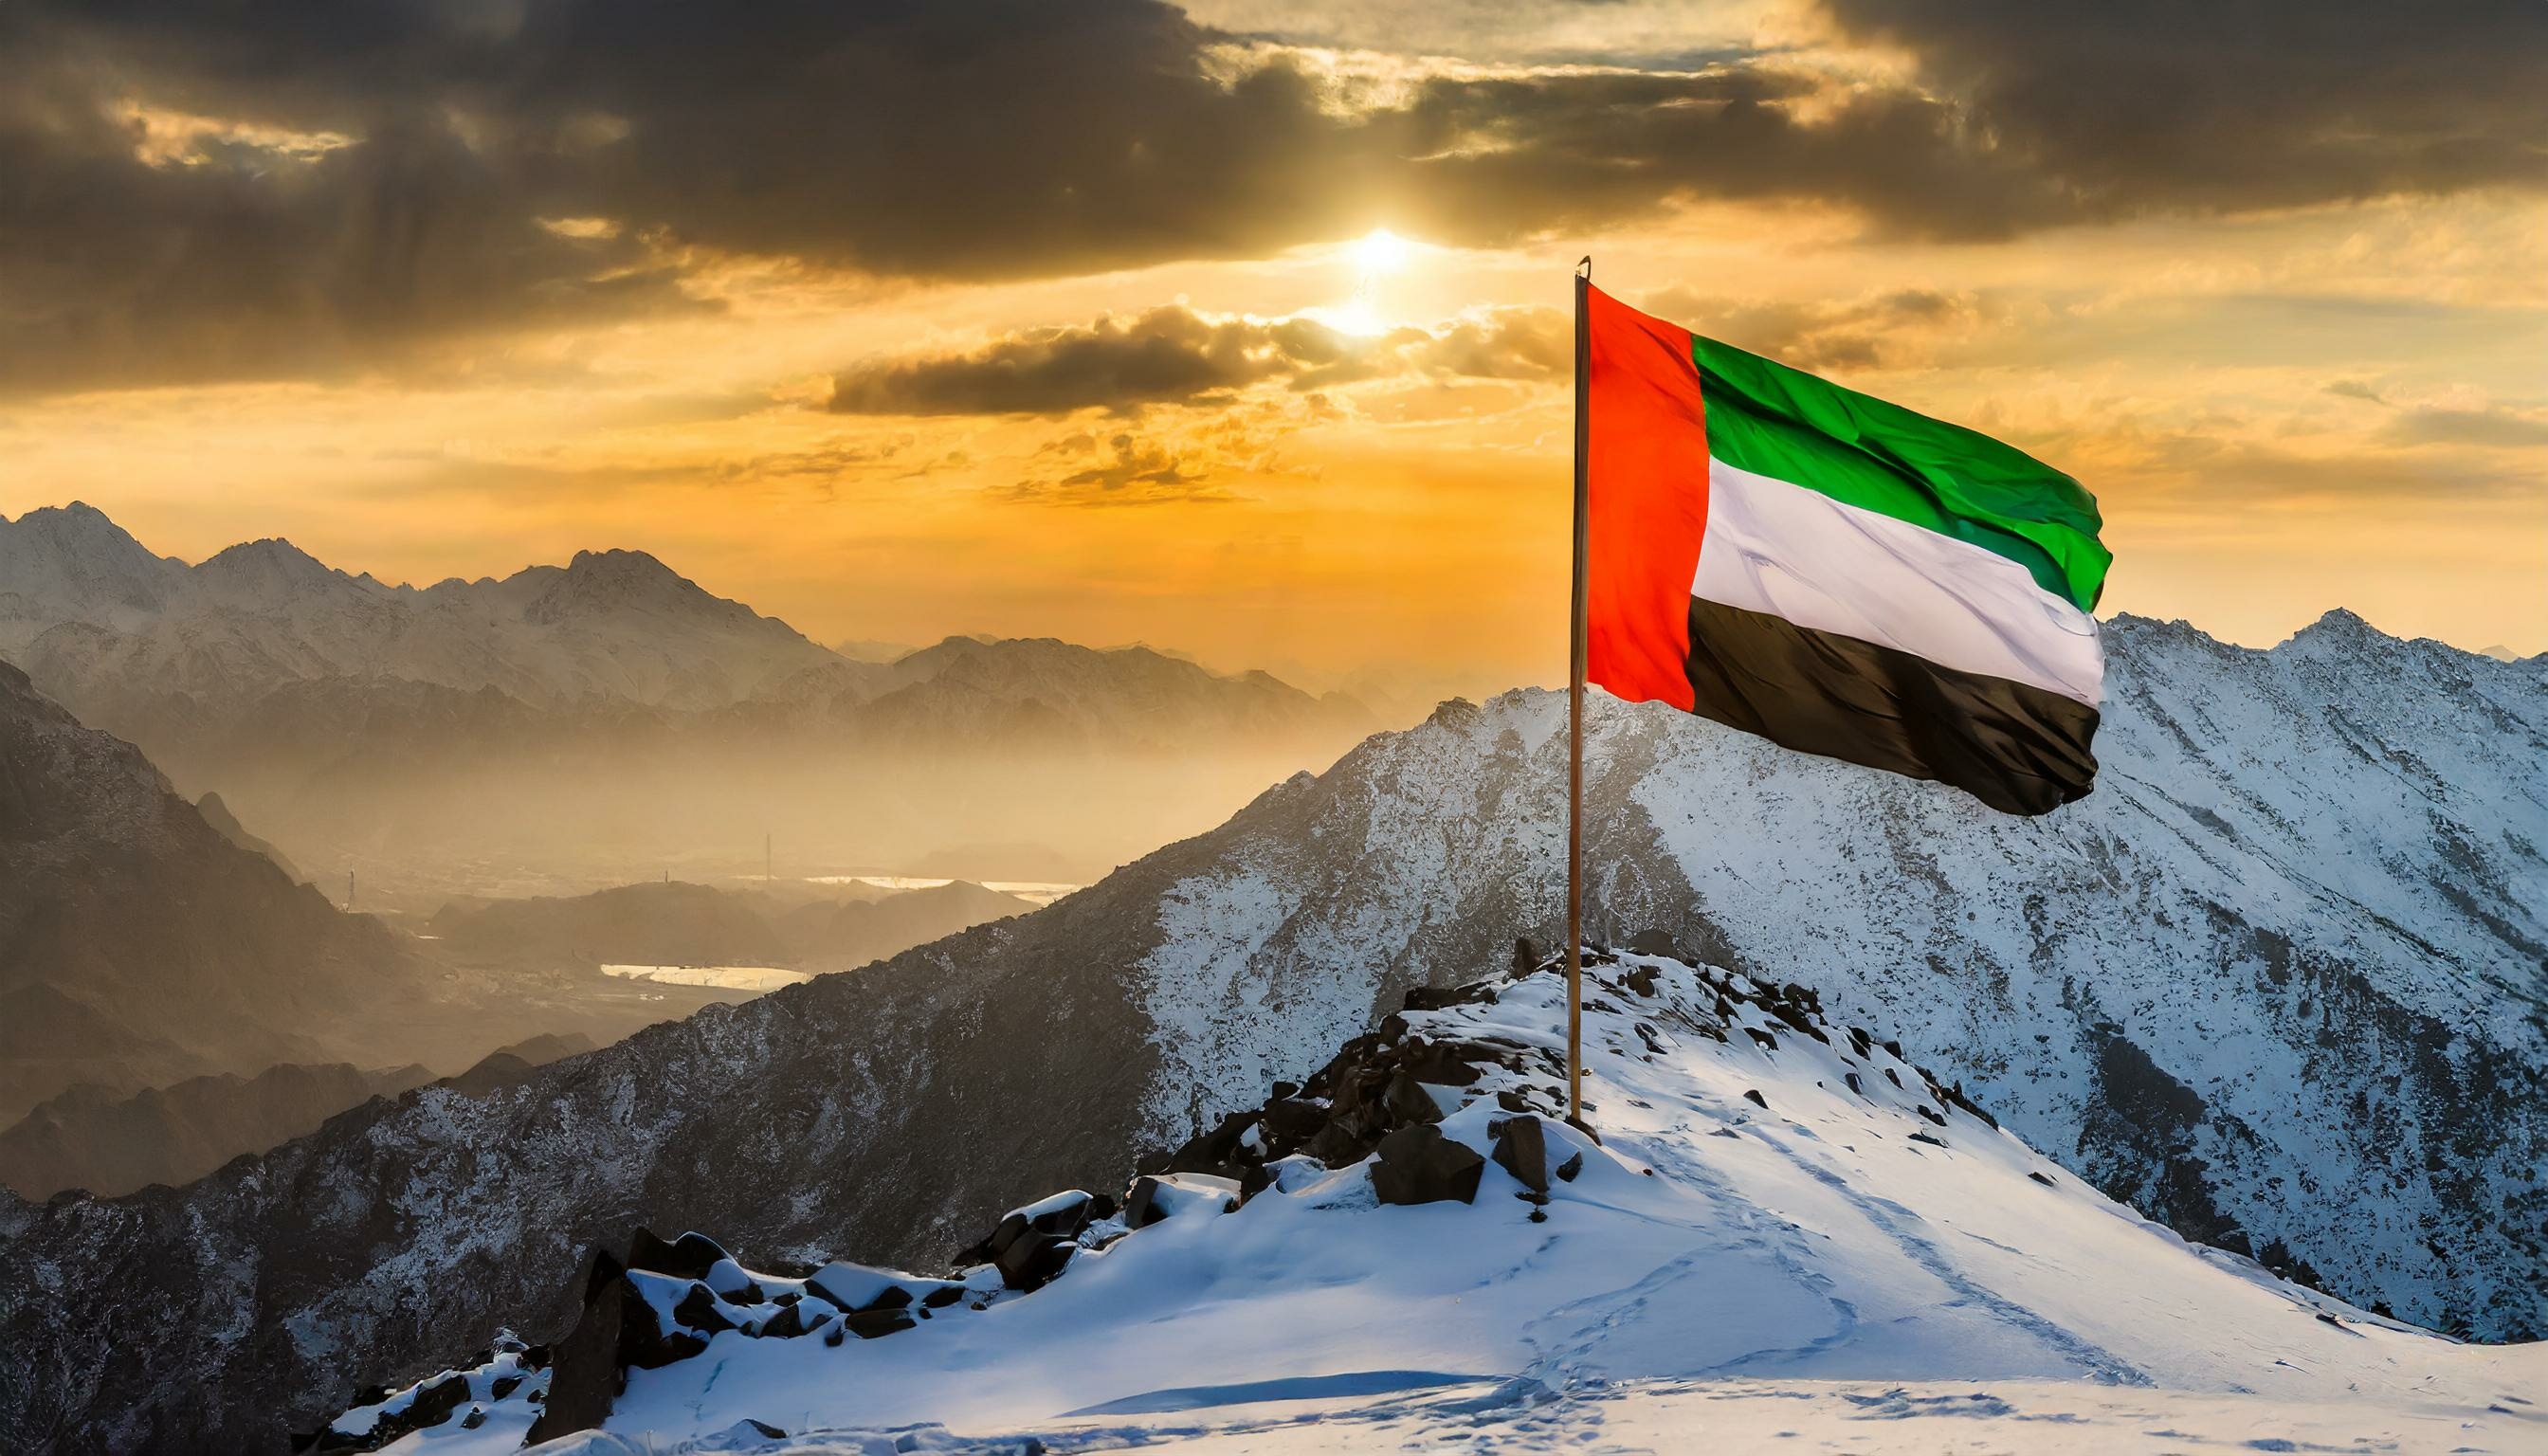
1693,336,2110,611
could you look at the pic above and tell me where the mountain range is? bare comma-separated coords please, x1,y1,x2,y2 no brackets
0,608,2536,1452
0,502,1381,890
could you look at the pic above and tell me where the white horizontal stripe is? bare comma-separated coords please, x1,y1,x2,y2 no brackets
1693,457,2103,706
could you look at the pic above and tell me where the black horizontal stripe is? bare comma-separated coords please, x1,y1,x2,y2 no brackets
1682,596,2099,816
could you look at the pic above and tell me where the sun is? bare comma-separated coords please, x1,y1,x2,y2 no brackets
1352,228,1413,277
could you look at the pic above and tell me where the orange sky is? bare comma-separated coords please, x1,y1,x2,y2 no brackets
3,1,2541,697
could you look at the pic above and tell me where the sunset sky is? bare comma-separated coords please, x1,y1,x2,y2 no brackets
3,0,2540,697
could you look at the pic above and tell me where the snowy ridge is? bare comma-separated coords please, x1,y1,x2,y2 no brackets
318,953,2543,1454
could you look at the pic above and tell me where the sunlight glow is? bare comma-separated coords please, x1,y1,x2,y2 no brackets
1354,228,1413,276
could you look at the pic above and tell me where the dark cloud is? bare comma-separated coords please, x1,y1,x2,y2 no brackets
2,0,2539,394
828,304,1566,416
1820,0,2548,216
999,430,1241,506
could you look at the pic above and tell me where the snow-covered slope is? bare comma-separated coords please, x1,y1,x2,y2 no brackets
317,954,2545,1455
1120,612,2548,1340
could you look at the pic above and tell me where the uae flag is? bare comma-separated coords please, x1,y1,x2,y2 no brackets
1579,282,2111,815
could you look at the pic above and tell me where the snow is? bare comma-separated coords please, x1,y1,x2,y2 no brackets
355,953,2540,1455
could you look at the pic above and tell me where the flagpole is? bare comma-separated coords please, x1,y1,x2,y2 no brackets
1568,256,1592,1129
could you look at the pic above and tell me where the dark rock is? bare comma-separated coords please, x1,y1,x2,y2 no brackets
1123,1174,1172,1228
1555,1150,1584,1183
994,1234,1075,1292
1370,1125,1483,1207
823,1326,846,1348
1262,1096,1326,1142
2029,1170,2058,1187
1625,965,1660,998
1909,1131,1947,1147
744,1418,788,1438
1270,1080,1301,1100
526,1249,635,1444
1742,1089,1767,1109
844,1307,919,1339
1381,1071,1447,1126
1511,937,1539,977
757,1303,809,1338
1307,1120,1374,1168
1404,982,1498,1011
626,1228,729,1282
488,1375,520,1401
672,1284,736,1335
1743,1028,1779,1051
1397,1039,1483,1086
1489,1116,1551,1193
1627,928,1678,958
921,1284,966,1308
962,1190,1100,1268
863,1284,915,1311
459,1407,485,1430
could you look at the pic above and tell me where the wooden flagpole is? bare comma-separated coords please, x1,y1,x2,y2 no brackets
1568,256,1592,1127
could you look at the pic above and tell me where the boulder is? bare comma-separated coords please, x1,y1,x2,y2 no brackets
525,1249,654,1443
993,1234,1075,1292
843,1306,919,1338
1370,1125,1484,1207
672,1283,736,1335
1262,1096,1327,1142
1510,937,1539,977
1125,1173,1243,1228
1381,1071,1447,1126
1403,982,1499,1012
1627,928,1678,958
625,1228,729,1281
1489,1116,1553,1194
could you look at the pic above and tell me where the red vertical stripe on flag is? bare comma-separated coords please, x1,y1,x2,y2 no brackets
1585,283,1710,711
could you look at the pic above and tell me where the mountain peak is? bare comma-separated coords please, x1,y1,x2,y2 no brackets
0,500,180,619
196,537,345,594
528,549,718,620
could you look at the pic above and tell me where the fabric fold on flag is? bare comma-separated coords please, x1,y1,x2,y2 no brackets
1583,282,2110,815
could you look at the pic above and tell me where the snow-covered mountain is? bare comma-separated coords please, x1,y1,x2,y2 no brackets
0,503,855,729
315,954,2545,1455
0,502,1382,884
0,610,2535,1452
1110,610,2548,1342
